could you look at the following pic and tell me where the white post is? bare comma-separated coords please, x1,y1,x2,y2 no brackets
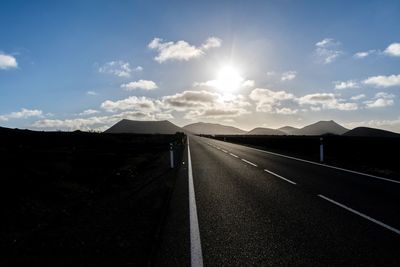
170,143,174,168
320,137,324,163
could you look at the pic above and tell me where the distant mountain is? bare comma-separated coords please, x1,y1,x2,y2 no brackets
183,122,246,135
343,127,400,137
278,126,299,135
246,127,285,135
105,119,183,134
294,120,348,135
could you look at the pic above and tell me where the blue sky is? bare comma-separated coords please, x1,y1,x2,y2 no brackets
1,0,400,132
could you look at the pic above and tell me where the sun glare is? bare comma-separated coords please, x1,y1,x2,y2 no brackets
215,65,243,92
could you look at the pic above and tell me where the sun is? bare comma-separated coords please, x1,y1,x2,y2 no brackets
214,65,243,92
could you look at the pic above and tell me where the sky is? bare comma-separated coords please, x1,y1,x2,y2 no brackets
1,0,400,132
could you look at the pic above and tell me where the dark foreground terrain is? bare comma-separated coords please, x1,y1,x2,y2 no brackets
206,134,400,179
0,127,185,266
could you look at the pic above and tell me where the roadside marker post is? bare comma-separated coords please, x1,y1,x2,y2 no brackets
170,143,174,168
320,137,324,163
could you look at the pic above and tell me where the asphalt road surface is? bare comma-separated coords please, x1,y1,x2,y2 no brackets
155,135,400,266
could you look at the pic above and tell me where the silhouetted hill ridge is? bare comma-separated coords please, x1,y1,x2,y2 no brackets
105,119,184,134
278,126,299,135
246,127,285,135
294,120,348,135
343,127,400,137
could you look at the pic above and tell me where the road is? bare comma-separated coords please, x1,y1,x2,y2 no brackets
154,135,400,266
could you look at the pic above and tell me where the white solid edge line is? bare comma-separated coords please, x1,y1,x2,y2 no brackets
241,158,258,167
214,141,400,185
318,194,400,235
187,138,204,267
229,153,239,158
221,149,228,153
264,169,297,185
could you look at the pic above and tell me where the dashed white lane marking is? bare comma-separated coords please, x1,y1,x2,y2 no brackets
236,144,400,185
221,149,228,153
264,169,297,185
187,138,204,267
241,158,258,167
318,194,400,235
229,153,239,158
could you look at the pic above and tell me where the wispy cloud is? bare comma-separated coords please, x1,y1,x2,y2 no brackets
0,53,18,70
353,50,376,59
98,60,142,77
86,91,98,96
121,79,158,90
78,109,99,116
281,71,297,81
351,94,366,100
363,74,400,87
315,38,343,64
0,108,42,121
148,37,222,63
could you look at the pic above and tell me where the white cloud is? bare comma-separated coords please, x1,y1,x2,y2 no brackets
354,50,376,59
241,80,255,87
384,43,400,57
334,80,359,90
363,74,400,87
86,91,98,96
275,107,298,115
163,90,250,119
121,79,158,90
315,38,339,47
98,60,141,77
201,37,222,50
297,93,358,111
101,96,158,112
154,113,174,120
266,71,276,76
315,38,342,64
193,79,254,89
0,108,43,121
351,94,366,100
365,99,394,108
32,111,159,131
148,37,221,63
162,90,218,110
364,92,395,108
184,107,249,120
78,109,99,116
0,53,18,69
37,88,252,130
249,88,295,113
281,71,297,81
